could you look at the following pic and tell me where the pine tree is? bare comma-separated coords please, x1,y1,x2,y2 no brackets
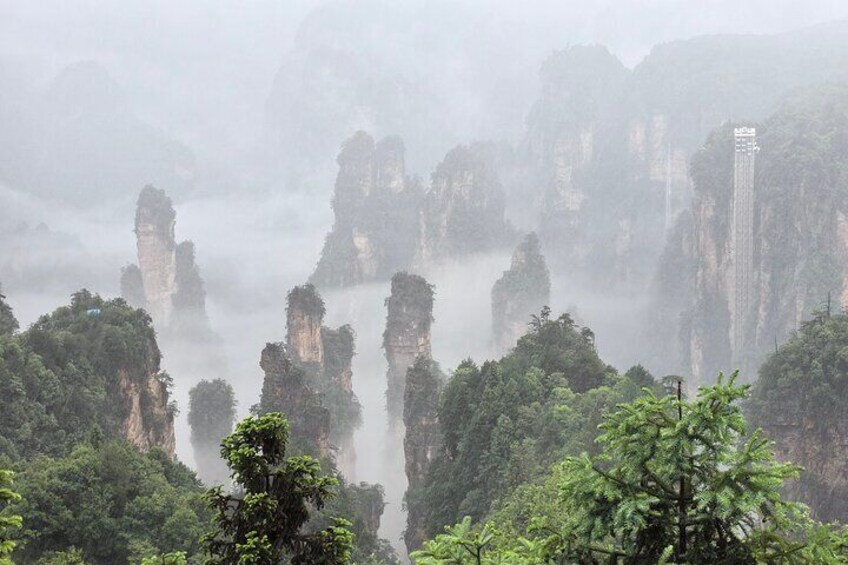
0,469,22,564
202,413,353,564
540,373,847,563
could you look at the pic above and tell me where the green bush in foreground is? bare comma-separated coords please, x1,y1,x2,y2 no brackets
414,374,848,564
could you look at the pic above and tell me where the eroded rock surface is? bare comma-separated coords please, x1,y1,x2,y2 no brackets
403,357,443,552
383,272,434,429
491,233,551,353
311,132,422,287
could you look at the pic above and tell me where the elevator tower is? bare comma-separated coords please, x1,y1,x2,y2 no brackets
731,127,758,367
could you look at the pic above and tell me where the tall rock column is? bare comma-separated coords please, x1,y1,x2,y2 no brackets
383,272,434,430
133,185,177,324
188,379,236,486
491,233,551,353
320,323,360,473
258,342,332,458
286,284,326,369
275,284,361,470
416,145,512,266
403,357,443,553
311,132,423,287
124,185,212,340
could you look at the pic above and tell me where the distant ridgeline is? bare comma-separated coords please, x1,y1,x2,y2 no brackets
401,307,657,553
120,185,216,341
650,85,848,385
310,132,515,288
521,25,848,290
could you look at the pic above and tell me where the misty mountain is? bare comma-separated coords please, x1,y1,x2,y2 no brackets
0,60,195,206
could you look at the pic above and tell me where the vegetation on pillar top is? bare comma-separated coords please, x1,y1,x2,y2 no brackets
493,233,549,296
135,185,176,236
188,379,236,446
383,272,434,347
0,289,176,461
287,283,327,321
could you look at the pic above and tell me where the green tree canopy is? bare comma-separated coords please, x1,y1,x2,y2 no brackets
203,412,354,564
188,379,236,447
419,309,638,535
0,286,17,336
749,311,848,523
0,469,21,564
415,375,848,564
0,290,173,460
10,441,206,564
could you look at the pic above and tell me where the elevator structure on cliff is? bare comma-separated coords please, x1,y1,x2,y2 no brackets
731,127,758,367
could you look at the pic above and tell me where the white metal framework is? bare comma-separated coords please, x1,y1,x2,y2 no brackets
731,127,758,364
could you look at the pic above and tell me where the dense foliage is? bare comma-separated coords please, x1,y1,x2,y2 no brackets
188,379,236,486
11,441,207,564
383,272,434,344
0,290,173,461
287,283,327,321
135,185,175,238
418,309,646,537
0,469,21,564
414,376,848,564
203,413,353,564
749,310,848,523
188,379,236,448
0,288,18,336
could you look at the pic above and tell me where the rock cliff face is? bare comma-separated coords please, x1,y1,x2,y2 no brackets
416,145,512,266
133,185,178,324
403,357,443,553
528,46,626,270
319,323,359,472
258,342,332,458
119,368,176,457
311,132,423,287
491,233,551,353
260,284,361,466
748,313,848,523
123,186,211,334
286,284,326,368
654,86,848,384
527,29,848,289
383,272,434,429
0,291,177,459
646,210,696,377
